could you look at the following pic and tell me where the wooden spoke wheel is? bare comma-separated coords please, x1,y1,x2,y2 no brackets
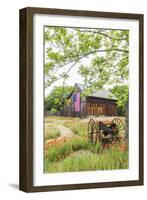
112,118,125,136
88,119,98,145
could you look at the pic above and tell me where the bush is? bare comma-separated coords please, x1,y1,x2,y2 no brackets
110,85,128,116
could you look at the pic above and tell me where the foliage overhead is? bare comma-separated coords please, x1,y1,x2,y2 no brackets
44,27,129,96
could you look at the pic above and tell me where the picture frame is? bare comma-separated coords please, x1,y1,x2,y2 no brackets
19,7,144,192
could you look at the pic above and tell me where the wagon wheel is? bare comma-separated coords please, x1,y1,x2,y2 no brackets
88,119,98,145
112,118,125,141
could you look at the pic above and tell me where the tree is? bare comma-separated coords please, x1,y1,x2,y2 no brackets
44,27,129,96
110,85,129,116
44,86,73,112
44,27,129,138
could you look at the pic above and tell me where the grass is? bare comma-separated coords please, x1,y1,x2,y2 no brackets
45,116,80,123
63,121,88,137
45,136,92,162
44,116,128,173
45,145,128,172
45,126,60,140
44,134,128,172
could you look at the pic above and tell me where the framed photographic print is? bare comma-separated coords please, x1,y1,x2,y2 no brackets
19,7,144,192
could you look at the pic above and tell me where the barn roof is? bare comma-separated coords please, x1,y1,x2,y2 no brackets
75,83,85,92
74,83,116,100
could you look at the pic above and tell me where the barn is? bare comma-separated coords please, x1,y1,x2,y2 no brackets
61,83,117,118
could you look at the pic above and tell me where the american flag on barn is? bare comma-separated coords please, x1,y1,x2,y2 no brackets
72,92,80,112
61,83,117,118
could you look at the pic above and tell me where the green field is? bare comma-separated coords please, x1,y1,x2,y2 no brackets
44,116,128,173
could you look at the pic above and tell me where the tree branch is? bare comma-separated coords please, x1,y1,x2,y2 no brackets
45,58,81,87
85,56,128,86
79,48,129,57
73,28,127,41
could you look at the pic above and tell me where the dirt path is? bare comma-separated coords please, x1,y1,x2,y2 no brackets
55,124,74,137
45,116,126,150
45,124,74,150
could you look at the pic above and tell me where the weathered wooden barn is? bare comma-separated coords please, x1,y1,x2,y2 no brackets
61,83,117,118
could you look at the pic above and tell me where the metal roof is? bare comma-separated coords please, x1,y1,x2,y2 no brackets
75,83,86,91
75,83,116,100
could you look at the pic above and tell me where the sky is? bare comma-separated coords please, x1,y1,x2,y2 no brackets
44,52,106,96
44,27,129,96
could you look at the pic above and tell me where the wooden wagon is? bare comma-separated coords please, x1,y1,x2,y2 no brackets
88,118,125,146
